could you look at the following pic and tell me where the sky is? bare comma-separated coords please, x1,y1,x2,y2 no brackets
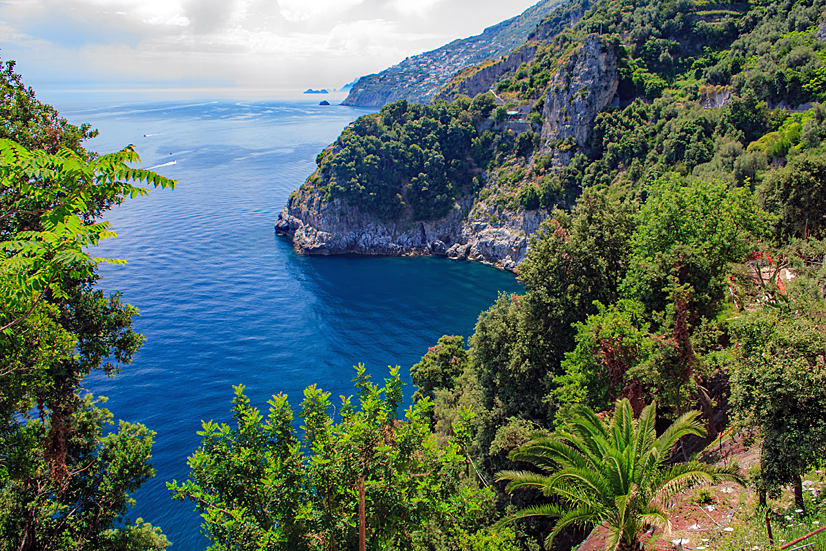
0,0,539,93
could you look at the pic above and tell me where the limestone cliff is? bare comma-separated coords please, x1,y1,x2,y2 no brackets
275,179,546,272
540,34,619,157
436,44,539,103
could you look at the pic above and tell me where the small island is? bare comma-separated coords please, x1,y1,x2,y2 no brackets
319,100,330,106
304,88,328,94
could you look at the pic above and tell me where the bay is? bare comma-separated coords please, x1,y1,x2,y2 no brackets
50,93,522,550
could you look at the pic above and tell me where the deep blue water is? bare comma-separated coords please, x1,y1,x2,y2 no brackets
54,96,522,550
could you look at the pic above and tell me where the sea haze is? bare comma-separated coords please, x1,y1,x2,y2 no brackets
53,95,523,550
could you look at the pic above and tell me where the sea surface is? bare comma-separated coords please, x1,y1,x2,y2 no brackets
51,93,522,550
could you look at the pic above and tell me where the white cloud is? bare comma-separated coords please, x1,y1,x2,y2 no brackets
71,0,191,26
0,0,541,91
387,0,444,17
276,0,365,23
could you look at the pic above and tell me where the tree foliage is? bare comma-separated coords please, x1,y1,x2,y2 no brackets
730,262,826,509
0,396,167,551
623,178,770,322
0,62,175,550
469,189,636,444
314,98,506,220
170,366,517,551
496,399,742,550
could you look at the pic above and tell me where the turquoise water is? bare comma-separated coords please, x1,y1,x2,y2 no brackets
55,97,522,549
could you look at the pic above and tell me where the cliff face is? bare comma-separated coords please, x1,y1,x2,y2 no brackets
275,182,546,272
540,34,619,156
436,44,539,103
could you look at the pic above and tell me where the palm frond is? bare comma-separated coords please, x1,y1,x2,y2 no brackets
611,399,635,454
512,437,593,472
654,462,742,504
655,410,705,456
604,523,624,551
639,505,671,534
546,505,603,550
496,470,554,493
493,503,568,530
546,467,613,501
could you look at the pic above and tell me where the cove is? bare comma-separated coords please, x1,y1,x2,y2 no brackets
51,95,523,550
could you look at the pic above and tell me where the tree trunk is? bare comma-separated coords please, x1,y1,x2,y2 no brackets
696,385,718,442
359,474,366,551
794,475,805,512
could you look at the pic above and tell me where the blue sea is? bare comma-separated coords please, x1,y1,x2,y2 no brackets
50,93,522,550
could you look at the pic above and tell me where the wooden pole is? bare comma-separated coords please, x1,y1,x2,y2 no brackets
765,512,774,547
359,474,366,551
779,526,826,550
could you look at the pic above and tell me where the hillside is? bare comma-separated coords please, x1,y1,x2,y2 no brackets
269,0,826,547
341,0,567,107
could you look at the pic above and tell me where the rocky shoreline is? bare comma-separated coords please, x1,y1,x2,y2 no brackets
274,187,547,272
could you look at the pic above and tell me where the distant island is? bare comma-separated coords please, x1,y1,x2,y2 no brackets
304,88,329,94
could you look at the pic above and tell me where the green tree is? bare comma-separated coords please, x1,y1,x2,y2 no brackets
0,396,168,551
493,106,508,124
555,299,652,417
471,188,636,428
410,335,469,403
759,153,826,240
729,262,826,510
496,399,742,550
0,60,95,155
623,177,770,323
171,366,515,551
0,62,176,550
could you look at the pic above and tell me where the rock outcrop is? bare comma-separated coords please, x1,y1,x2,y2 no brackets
699,85,731,109
540,34,619,156
436,44,539,103
275,183,547,272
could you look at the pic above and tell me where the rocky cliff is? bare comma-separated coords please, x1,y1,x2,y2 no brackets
276,34,619,270
540,34,619,160
275,181,546,272
435,43,539,103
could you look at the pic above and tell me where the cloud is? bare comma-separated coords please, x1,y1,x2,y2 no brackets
386,0,445,17
0,0,541,91
66,0,192,27
276,0,365,23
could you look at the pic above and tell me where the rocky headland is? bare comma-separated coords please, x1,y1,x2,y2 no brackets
277,33,619,271
275,184,546,272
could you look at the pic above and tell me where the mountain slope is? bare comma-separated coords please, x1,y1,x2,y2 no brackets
341,0,567,107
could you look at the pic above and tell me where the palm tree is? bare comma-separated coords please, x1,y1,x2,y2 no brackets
495,399,742,551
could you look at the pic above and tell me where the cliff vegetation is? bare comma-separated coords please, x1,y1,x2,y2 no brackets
267,0,826,548
6,0,826,547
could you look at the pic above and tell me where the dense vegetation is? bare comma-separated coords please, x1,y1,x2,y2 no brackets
312,96,493,220
294,0,826,546
0,61,174,550
6,0,826,547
